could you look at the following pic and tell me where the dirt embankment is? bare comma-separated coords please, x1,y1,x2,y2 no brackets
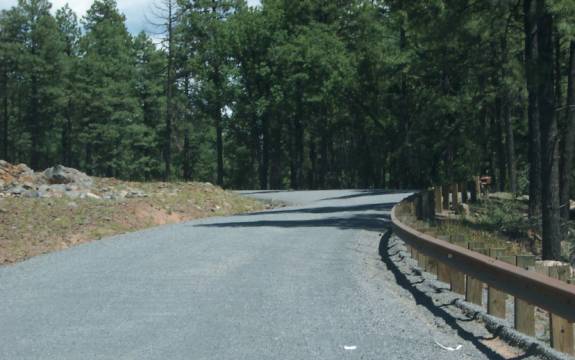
0,161,266,265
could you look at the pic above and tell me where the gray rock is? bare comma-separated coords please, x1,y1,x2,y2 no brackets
64,191,88,199
22,182,35,190
48,184,67,193
15,163,33,177
126,188,146,198
42,165,93,189
6,186,25,195
21,190,40,198
85,193,101,200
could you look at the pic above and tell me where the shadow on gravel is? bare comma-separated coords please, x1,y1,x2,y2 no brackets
378,230,537,360
237,190,286,195
197,213,391,231
240,202,396,216
318,189,408,201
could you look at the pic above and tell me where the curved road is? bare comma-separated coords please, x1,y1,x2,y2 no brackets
0,190,501,359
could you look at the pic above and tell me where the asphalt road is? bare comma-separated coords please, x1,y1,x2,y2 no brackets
0,190,504,359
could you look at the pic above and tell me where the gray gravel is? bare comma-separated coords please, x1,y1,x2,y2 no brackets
0,190,521,359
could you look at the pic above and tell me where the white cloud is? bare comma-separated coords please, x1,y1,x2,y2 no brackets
1,0,261,34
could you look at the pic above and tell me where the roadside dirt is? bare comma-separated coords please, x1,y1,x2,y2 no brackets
0,179,266,265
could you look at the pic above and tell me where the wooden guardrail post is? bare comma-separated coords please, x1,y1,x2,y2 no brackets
465,243,485,305
428,189,436,220
434,187,443,214
451,184,459,210
470,177,479,203
535,263,574,355
418,251,428,270
448,236,468,295
461,182,468,203
514,255,536,336
436,235,451,284
415,194,423,220
487,249,513,319
424,189,435,221
442,185,450,210
425,250,438,276
549,265,574,355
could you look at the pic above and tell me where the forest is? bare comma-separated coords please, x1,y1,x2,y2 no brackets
1,0,575,257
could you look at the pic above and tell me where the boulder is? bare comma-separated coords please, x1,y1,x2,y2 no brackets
126,188,146,198
42,165,93,189
6,185,25,195
85,192,101,200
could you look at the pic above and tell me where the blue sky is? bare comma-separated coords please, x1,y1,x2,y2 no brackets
1,0,261,34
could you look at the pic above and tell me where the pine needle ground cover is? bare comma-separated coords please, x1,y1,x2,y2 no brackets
0,179,266,265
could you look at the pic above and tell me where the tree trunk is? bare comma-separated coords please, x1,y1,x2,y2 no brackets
2,70,7,161
183,128,191,181
164,0,175,181
495,100,507,192
259,114,269,190
215,106,224,187
525,0,542,218
85,143,93,175
504,101,517,193
296,116,304,188
308,138,316,189
291,93,304,189
537,0,562,260
560,41,575,221
319,132,328,188
269,118,282,189
29,75,40,170
289,114,298,189
61,99,72,166
554,28,562,109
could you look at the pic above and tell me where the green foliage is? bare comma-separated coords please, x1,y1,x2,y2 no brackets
473,199,532,240
0,0,574,195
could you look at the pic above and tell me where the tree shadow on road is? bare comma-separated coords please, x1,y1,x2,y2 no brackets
196,213,392,231
238,202,396,217
318,189,410,202
195,202,396,231
378,230,537,360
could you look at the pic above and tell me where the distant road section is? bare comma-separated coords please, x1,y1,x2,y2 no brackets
0,190,496,359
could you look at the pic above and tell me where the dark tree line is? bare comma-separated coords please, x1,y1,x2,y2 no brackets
1,0,575,258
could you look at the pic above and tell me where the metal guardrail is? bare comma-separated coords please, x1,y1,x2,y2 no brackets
390,198,575,323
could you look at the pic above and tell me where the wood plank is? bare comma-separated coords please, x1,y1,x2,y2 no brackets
434,187,443,214
466,244,486,306
461,182,468,203
450,269,466,295
437,261,451,283
447,236,467,295
548,265,574,355
451,183,459,210
487,254,514,319
514,255,536,336
442,185,450,210
426,256,438,276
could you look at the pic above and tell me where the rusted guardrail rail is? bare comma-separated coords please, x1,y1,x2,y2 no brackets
391,193,575,356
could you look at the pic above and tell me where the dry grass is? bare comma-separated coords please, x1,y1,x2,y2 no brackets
397,204,529,255
0,179,266,265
